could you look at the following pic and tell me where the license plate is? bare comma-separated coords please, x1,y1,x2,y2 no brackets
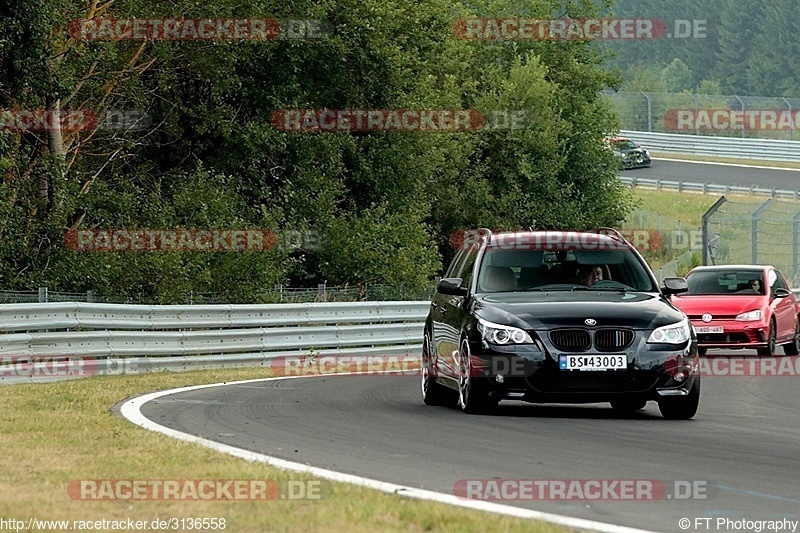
559,355,627,371
695,326,723,334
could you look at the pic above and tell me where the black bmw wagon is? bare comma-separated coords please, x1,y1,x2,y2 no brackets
422,228,700,419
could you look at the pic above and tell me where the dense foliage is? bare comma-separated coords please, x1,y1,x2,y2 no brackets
604,0,798,97
0,0,632,302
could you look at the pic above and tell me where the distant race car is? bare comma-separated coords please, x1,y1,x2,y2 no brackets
606,136,652,169
672,265,800,356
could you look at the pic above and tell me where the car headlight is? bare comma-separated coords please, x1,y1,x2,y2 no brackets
647,319,691,344
735,309,763,321
477,318,533,345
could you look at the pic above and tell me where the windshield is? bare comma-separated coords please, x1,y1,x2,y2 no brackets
686,270,765,295
476,248,658,293
613,139,638,150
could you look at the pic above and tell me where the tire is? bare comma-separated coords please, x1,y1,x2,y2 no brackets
421,332,452,406
610,399,647,412
457,338,497,415
658,379,700,420
757,319,777,356
783,317,800,356
698,347,707,356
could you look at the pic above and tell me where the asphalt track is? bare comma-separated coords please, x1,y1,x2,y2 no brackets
622,159,800,191
139,361,800,533
132,161,800,532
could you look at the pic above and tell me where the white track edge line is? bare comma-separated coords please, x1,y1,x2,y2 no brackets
119,374,660,533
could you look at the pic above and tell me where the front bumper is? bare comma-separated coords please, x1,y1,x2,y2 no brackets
467,336,698,404
690,319,768,349
620,153,651,169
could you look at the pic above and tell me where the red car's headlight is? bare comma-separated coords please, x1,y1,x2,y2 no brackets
735,310,763,321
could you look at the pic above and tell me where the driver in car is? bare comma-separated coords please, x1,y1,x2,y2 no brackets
577,265,604,286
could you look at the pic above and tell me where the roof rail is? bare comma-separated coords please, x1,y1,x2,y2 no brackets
474,228,493,243
593,227,628,242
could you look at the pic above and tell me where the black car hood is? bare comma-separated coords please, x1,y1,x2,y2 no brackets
473,291,684,331
618,147,647,155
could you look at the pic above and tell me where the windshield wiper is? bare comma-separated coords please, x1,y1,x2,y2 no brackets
522,285,591,291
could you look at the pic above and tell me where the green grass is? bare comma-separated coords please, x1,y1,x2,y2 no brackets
0,368,575,533
621,188,800,273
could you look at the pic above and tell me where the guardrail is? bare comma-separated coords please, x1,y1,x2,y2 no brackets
621,130,800,162
619,176,800,199
0,301,428,383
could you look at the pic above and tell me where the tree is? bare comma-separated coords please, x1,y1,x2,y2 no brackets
1,0,636,301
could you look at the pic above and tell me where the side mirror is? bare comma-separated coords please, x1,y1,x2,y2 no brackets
662,277,689,295
437,278,468,296
774,288,790,299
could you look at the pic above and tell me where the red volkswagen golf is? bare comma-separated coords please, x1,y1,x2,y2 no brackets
672,265,800,356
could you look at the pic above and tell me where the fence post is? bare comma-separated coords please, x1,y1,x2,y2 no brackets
38,287,48,303
734,95,746,138
702,196,727,265
783,97,792,141
87,290,94,303
751,199,774,264
793,213,800,282
641,91,652,132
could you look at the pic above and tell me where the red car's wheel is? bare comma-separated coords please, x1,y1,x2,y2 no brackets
783,316,800,356
757,319,777,356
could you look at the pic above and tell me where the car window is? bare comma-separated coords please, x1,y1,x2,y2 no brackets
770,269,788,292
475,247,657,292
768,270,780,291
614,140,638,150
686,270,765,294
458,247,479,288
443,250,466,279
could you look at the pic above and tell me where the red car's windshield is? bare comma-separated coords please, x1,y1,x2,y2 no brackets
686,270,764,295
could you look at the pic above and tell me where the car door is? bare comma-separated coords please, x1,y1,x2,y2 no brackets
432,244,478,379
770,269,795,341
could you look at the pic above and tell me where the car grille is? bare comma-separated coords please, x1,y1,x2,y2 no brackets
697,332,754,344
549,328,634,352
595,329,635,351
528,371,658,393
550,329,591,351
